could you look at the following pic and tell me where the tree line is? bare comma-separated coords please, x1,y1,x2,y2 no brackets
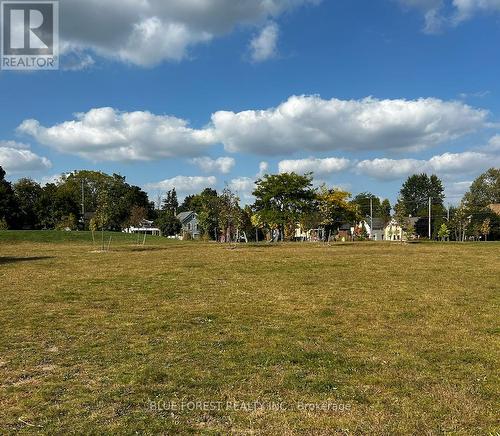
393,169,499,241
0,168,153,231
1,165,498,240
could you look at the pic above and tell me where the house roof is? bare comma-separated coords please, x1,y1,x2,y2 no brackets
488,204,500,216
177,211,196,223
371,217,386,230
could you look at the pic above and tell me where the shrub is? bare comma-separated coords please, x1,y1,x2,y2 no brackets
0,218,8,230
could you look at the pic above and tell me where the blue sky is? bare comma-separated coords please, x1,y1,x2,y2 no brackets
1,0,500,206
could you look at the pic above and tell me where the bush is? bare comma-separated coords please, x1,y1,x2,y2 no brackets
154,212,181,237
0,218,8,230
56,214,77,231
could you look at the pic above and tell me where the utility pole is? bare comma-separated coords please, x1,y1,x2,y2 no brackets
370,196,373,240
81,179,85,229
447,204,450,222
428,197,432,239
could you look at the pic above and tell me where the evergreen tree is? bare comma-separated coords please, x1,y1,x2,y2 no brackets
156,189,182,236
161,189,179,215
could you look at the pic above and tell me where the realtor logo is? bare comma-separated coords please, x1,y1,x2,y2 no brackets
1,1,58,70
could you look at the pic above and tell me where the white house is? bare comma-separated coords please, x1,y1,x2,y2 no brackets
365,218,418,241
363,218,385,241
381,218,419,241
124,219,161,236
384,219,403,241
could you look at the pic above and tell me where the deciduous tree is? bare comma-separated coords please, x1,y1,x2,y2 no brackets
438,223,450,241
253,173,316,241
0,166,19,229
481,218,491,241
462,168,500,240
463,168,500,209
218,187,241,242
353,192,381,219
317,187,359,237
380,199,392,223
13,178,42,230
399,173,444,216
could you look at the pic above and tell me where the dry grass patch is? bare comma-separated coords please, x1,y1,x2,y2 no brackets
0,232,499,434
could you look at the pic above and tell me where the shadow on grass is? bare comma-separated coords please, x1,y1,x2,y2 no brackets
0,256,55,265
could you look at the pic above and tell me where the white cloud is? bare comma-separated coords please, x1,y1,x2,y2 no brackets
356,151,500,181
229,176,255,192
212,95,488,155
228,176,256,203
190,156,235,174
279,157,351,175
397,0,445,33
60,0,319,67
0,141,52,174
356,158,427,181
458,90,490,100
482,134,500,151
39,174,65,186
229,160,276,203
422,6,447,33
427,151,498,172
397,0,470,34
146,175,217,196
445,180,473,202
62,52,95,71
398,0,500,32
249,22,279,62
0,140,30,150
18,108,216,162
18,97,491,164
452,0,500,23
258,161,269,177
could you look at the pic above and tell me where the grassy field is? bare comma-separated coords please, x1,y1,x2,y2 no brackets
0,231,499,434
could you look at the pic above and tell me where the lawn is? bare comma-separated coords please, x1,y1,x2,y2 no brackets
0,232,499,434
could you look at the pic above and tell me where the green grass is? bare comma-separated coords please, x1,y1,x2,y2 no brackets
0,230,166,244
0,231,499,434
